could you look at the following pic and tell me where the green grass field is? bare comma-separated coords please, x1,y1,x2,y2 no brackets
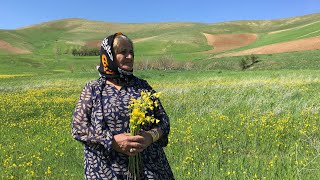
0,52,319,179
0,13,320,179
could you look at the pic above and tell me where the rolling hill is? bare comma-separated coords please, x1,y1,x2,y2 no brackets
0,13,320,57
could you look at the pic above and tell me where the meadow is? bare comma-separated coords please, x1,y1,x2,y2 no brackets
1,14,320,179
0,54,319,179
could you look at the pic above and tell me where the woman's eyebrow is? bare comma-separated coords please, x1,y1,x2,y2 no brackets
119,47,132,52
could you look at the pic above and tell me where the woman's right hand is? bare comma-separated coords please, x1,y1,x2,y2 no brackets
112,133,149,156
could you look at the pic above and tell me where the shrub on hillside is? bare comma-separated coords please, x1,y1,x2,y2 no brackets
71,47,99,56
239,54,260,70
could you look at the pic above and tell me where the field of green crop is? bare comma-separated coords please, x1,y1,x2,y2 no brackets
0,53,319,179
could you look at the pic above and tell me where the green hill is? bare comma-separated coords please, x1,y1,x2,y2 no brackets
0,13,319,56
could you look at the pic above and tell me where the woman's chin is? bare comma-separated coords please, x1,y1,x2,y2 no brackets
119,66,133,72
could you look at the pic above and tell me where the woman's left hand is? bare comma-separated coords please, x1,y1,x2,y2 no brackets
139,130,153,148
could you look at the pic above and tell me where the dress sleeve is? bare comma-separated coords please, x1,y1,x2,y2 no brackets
153,98,170,147
72,82,113,153
142,79,170,147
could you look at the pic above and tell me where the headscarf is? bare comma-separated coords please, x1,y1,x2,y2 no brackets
97,32,133,82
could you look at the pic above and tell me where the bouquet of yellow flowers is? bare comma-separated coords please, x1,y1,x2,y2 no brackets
127,90,161,180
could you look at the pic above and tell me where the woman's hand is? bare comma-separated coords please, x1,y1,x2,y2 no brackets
112,132,153,156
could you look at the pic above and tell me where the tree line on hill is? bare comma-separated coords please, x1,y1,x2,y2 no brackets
70,47,100,56
54,46,100,56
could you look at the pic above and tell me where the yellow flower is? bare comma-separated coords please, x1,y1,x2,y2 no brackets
128,90,162,135
153,92,161,98
45,166,52,176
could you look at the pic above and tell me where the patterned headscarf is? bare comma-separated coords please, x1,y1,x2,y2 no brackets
97,32,133,81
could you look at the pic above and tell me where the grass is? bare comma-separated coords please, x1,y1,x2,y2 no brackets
1,49,320,76
156,70,320,179
0,67,319,179
1,13,320,179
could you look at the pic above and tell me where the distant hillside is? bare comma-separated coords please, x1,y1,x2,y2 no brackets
0,13,320,56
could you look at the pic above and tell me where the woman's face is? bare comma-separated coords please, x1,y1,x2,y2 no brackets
114,39,134,71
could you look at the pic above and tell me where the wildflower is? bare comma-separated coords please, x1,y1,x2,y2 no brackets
45,166,52,176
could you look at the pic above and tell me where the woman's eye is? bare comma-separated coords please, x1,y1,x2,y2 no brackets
117,49,133,55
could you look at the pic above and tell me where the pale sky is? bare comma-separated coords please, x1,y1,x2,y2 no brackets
1,0,320,29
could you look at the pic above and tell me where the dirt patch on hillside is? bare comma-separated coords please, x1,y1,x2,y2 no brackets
198,33,257,54
85,40,100,48
66,41,85,46
0,40,31,54
217,36,320,57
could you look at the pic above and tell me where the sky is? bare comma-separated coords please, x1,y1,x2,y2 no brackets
1,0,320,29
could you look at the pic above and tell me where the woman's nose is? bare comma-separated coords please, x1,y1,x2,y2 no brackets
126,53,133,59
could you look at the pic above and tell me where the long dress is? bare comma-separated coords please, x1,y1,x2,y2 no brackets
72,76,174,180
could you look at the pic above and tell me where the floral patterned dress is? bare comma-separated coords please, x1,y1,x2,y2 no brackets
72,76,174,180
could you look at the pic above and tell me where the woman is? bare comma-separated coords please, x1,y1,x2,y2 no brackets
72,32,174,179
